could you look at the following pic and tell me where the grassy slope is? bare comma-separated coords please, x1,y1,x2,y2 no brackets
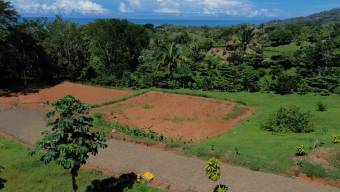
0,138,163,192
163,89,340,176
263,42,301,59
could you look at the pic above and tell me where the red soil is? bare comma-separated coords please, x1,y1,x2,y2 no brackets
298,173,340,188
95,92,252,141
0,82,131,110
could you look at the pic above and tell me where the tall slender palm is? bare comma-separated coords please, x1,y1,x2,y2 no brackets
156,42,183,73
239,25,256,53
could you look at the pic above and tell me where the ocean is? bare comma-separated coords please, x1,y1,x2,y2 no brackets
23,17,269,27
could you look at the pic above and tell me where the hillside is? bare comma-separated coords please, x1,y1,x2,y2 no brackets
270,8,340,25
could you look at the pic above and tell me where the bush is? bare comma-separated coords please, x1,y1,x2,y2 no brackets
332,135,340,144
205,158,221,182
214,185,229,192
295,144,307,156
263,106,313,133
316,102,327,112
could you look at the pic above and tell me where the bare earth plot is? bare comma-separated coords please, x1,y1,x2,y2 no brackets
95,91,253,140
0,82,132,110
0,108,338,192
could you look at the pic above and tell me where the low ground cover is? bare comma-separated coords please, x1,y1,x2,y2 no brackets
0,138,164,192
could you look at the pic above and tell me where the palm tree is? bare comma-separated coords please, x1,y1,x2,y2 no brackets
239,25,257,53
156,42,184,73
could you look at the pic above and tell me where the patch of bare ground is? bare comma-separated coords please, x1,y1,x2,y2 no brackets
298,173,340,188
0,82,132,111
94,91,253,141
307,148,339,170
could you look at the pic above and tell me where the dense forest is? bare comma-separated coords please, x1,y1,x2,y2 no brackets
270,8,340,25
1,0,339,95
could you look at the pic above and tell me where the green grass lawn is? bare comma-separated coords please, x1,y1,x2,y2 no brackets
263,42,306,59
0,138,164,192
160,89,340,177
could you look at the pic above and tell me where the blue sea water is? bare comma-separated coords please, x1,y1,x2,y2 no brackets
24,17,268,27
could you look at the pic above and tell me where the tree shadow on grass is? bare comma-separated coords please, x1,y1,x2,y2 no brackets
0,166,5,190
0,177,6,190
85,172,137,192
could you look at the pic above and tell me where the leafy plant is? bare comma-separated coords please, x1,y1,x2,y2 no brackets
263,106,313,133
205,158,221,182
309,139,323,150
34,95,108,192
295,144,307,156
142,103,153,109
214,185,229,192
205,158,230,192
332,135,340,144
316,102,327,112
11,100,17,107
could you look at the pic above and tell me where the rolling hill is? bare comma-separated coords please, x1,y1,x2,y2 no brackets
269,8,340,25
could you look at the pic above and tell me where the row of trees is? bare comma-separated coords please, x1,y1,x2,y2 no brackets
132,24,339,94
0,0,148,89
1,0,339,94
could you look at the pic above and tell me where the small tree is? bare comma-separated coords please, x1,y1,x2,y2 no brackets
35,95,108,192
205,158,229,192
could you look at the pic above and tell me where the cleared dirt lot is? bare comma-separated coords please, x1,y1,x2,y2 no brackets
0,82,132,109
1,83,251,140
95,91,252,140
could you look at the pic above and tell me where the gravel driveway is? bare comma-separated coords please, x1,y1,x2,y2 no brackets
0,108,338,192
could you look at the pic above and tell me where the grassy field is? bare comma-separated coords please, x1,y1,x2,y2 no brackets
0,138,164,192
159,89,340,178
263,42,305,59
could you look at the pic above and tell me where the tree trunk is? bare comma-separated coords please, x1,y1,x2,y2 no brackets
72,174,77,192
71,167,79,192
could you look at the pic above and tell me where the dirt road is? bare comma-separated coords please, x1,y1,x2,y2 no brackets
0,108,338,192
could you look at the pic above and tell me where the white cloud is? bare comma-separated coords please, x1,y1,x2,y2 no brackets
154,8,180,14
152,0,273,17
176,0,272,17
119,2,128,13
12,0,108,15
154,0,181,14
119,0,141,13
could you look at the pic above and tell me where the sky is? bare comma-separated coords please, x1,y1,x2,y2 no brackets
8,0,340,20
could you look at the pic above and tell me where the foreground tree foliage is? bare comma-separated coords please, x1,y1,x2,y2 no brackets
35,96,108,192
0,0,17,38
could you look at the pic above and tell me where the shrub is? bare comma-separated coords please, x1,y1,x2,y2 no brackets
295,144,307,156
205,158,221,182
214,185,229,192
205,158,231,192
332,135,340,144
263,106,313,133
316,102,327,112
